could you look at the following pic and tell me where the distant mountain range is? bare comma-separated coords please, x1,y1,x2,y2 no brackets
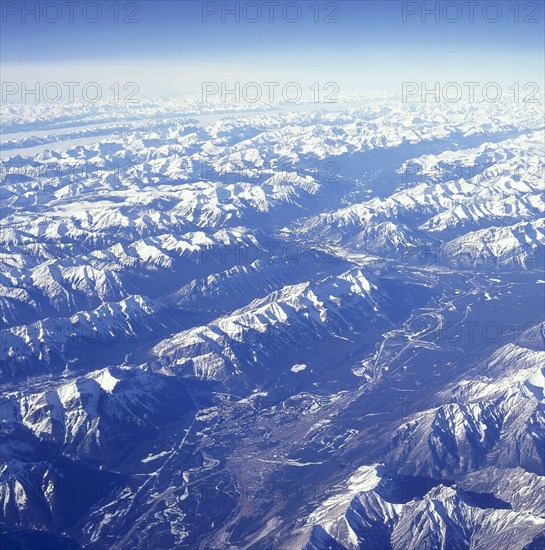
1,97,543,549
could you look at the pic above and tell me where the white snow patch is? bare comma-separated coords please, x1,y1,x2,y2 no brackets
141,451,170,463
291,364,307,373
94,369,120,393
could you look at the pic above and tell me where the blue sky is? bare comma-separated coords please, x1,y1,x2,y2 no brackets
1,1,543,97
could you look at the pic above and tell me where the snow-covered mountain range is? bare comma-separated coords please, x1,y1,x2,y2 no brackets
1,96,543,549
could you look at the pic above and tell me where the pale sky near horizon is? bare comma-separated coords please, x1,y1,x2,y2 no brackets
1,1,543,99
